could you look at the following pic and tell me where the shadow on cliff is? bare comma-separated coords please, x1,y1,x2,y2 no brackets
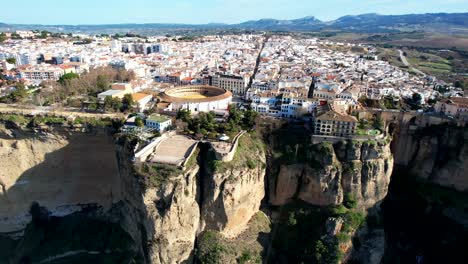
0,128,149,264
380,168,468,264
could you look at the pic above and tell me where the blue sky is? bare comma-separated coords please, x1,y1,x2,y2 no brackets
2,0,468,25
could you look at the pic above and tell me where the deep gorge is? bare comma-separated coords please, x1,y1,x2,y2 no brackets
0,118,466,264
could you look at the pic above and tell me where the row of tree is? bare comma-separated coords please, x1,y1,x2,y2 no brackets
37,66,136,106
176,105,258,137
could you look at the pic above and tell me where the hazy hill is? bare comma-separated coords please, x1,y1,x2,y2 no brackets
0,12,467,34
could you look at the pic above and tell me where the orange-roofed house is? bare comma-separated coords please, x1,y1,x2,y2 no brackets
59,65,76,74
132,93,153,111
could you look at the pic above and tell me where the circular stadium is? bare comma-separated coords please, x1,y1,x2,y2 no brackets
160,85,233,112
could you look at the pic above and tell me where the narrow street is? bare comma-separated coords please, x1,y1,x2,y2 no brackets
248,35,270,88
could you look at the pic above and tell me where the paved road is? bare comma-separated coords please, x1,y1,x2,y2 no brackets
398,50,427,77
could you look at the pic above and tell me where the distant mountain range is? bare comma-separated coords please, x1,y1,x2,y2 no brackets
1,12,468,35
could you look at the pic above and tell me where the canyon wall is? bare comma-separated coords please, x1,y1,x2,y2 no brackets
118,132,267,263
2,116,465,264
392,124,468,191
0,121,267,264
269,139,393,209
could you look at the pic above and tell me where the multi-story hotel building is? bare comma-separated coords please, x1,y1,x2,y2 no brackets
212,74,249,96
19,65,66,81
314,110,358,137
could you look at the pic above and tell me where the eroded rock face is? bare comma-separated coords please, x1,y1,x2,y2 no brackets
269,140,394,208
142,167,200,264
393,126,468,191
269,164,302,206
125,136,267,263
0,125,122,233
201,149,266,238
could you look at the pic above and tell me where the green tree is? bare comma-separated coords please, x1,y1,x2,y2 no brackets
228,104,242,125
410,92,423,110
58,72,79,85
412,93,422,105
96,75,110,91
0,33,6,43
103,96,114,111
358,119,367,130
372,116,383,130
454,80,464,89
9,82,28,103
135,116,144,127
103,96,122,112
176,109,191,122
38,31,49,39
11,33,21,39
6,57,16,65
242,108,258,130
121,93,135,112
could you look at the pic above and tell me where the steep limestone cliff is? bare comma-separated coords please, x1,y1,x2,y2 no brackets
0,122,147,263
201,133,267,238
142,167,201,264
125,132,267,263
0,124,122,233
392,124,468,191
269,138,393,209
0,121,268,264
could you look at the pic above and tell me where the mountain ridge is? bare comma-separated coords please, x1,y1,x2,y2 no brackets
1,12,467,34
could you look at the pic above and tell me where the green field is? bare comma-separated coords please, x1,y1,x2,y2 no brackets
405,49,453,75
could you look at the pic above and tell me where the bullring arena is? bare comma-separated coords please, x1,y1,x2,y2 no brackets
159,85,233,112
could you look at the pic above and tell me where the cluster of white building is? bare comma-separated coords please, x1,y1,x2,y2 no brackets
245,35,442,120
1,32,463,129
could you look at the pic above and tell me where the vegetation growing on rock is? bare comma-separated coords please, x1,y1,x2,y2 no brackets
196,212,270,264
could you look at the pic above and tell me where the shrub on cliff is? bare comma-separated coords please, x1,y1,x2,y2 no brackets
314,239,342,264
196,231,228,264
343,193,358,209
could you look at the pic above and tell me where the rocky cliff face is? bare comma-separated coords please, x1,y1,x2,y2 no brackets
269,139,393,209
0,124,123,233
133,133,267,263
201,139,266,238
0,124,147,263
381,124,468,263
0,121,267,264
392,125,468,191
142,167,201,264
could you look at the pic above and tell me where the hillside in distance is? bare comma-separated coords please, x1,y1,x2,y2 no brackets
0,12,468,34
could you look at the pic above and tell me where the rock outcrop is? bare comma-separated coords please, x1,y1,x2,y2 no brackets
269,140,393,208
201,158,266,238
117,133,267,263
0,124,268,264
0,125,122,233
201,134,267,238
392,125,468,191
0,124,146,263
142,167,201,264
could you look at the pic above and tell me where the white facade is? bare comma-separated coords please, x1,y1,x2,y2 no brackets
170,96,232,112
212,75,249,96
145,116,172,132
20,65,65,81
134,94,153,111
